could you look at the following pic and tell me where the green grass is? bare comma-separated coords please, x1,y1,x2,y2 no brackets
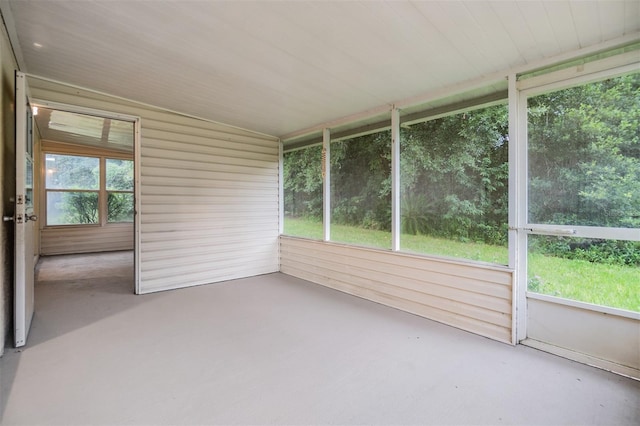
283,216,508,263
528,254,639,312
284,217,639,312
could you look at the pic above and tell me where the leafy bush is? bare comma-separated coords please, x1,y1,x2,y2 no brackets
530,236,640,267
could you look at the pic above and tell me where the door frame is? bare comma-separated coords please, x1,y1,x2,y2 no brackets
31,99,142,293
512,55,640,378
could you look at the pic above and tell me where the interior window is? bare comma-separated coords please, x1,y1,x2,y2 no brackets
44,154,134,226
45,154,100,225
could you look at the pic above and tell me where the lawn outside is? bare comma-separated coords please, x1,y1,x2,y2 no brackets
283,217,639,312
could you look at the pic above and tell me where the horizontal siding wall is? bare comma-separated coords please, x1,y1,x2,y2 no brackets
280,236,514,344
29,77,280,293
41,223,133,255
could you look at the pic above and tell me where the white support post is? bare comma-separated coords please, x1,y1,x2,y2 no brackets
133,117,142,294
278,139,284,236
322,128,331,242
391,106,401,251
508,73,528,344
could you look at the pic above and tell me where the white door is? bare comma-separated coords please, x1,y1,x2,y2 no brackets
14,71,37,347
519,68,640,378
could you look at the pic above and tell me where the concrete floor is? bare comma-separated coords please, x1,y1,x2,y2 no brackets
1,251,639,425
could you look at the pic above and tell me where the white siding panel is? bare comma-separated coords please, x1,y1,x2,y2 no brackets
29,77,280,293
41,224,133,255
526,297,639,379
280,237,514,344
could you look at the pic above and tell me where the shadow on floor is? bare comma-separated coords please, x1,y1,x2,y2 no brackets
1,250,140,420
29,251,138,346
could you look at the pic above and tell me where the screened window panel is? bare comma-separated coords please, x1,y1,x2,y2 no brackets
527,73,640,228
399,104,509,265
330,130,391,249
283,146,323,239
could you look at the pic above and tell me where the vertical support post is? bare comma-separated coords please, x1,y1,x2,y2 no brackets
322,128,331,242
100,157,107,226
278,139,284,235
508,73,528,344
391,106,400,251
133,117,142,294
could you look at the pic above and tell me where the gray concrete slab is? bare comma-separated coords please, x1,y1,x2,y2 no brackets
1,252,639,425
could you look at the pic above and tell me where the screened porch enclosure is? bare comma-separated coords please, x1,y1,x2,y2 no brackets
1,1,638,406
20,30,640,381
282,50,640,378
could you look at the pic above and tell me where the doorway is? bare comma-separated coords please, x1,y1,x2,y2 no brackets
32,101,140,293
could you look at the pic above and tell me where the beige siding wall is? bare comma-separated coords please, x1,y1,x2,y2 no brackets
280,236,514,344
28,77,280,293
41,223,133,255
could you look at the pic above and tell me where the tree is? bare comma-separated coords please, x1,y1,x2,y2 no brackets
528,73,640,228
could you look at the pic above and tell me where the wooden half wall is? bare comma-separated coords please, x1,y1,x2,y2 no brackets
280,236,515,344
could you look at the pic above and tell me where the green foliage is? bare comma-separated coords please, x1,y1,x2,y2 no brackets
106,159,134,222
62,192,99,224
106,159,134,191
283,146,323,219
46,154,99,189
528,73,640,228
46,155,134,224
283,73,639,270
330,131,391,231
530,236,640,267
399,103,509,245
400,195,431,235
108,192,134,222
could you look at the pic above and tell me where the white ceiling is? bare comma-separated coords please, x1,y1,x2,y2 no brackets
5,1,639,138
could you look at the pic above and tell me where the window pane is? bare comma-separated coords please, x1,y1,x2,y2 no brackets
106,159,134,191
283,146,323,239
528,235,639,312
331,130,391,249
400,104,509,264
45,154,99,190
108,192,134,222
47,191,98,225
25,158,33,209
528,73,640,228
